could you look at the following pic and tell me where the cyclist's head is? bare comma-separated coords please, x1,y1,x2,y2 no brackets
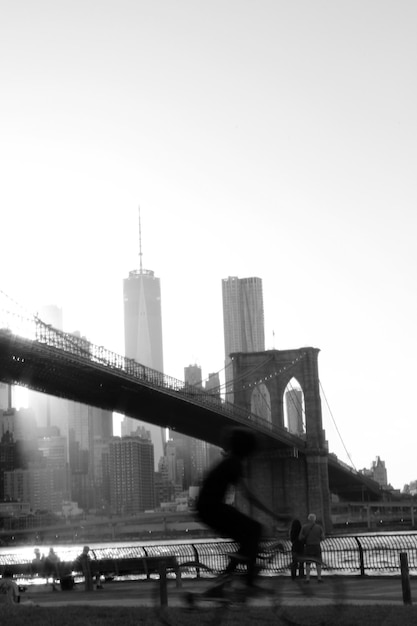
225,427,257,458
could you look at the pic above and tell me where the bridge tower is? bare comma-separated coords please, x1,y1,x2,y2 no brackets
231,347,332,532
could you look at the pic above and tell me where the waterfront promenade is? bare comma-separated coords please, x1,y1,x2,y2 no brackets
20,575,417,608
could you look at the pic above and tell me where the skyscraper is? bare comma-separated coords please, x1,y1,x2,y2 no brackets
109,435,155,514
222,276,265,402
123,210,165,466
0,383,10,411
28,305,67,433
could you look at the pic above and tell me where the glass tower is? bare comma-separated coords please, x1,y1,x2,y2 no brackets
222,276,265,403
123,268,165,466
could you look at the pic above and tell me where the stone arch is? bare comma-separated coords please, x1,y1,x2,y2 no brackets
230,347,331,533
250,382,272,422
283,377,305,437
230,347,326,448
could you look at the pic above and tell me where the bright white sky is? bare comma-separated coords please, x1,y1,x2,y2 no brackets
1,1,416,490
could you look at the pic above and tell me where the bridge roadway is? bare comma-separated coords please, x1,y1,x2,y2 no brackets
0,329,300,451
0,328,382,500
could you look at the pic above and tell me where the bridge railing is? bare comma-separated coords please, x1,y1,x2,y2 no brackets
1,306,302,448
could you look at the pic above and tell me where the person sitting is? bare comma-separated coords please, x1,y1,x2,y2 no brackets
0,569,20,605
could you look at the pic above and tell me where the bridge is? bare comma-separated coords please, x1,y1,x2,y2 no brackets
0,305,383,531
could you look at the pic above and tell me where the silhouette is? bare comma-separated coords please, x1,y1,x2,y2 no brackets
289,518,305,579
73,545,94,591
299,513,324,582
31,548,45,577
0,569,20,604
44,547,60,591
196,427,284,589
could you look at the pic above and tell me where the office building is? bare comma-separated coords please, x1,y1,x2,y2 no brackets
4,465,68,513
184,364,202,388
123,213,165,466
371,456,388,487
204,372,221,400
68,402,113,510
166,365,219,490
222,276,265,402
0,407,37,443
0,431,19,501
0,383,11,411
28,305,67,432
108,435,155,514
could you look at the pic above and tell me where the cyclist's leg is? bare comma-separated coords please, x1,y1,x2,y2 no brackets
198,504,262,586
238,516,262,586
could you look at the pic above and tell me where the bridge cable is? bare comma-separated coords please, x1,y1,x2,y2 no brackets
319,380,357,471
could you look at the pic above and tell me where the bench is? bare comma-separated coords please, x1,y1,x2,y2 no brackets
1,556,181,606
90,556,181,605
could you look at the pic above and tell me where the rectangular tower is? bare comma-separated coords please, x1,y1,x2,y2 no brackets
222,276,265,402
123,269,164,372
123,263,165,466
109,436,155,514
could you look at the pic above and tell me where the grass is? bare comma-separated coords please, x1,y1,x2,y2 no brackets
1,605,417,626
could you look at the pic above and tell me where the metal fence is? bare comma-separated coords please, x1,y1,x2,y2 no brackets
149,534,417,577
1,534,417,578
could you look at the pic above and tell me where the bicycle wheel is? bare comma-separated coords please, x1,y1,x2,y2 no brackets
276,556,347,626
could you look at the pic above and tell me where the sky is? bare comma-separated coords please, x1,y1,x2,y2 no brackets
1,1,416,490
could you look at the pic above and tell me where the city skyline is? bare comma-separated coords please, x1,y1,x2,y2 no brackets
1,1,416,490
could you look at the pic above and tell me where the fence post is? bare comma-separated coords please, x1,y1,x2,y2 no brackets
354,536,365,576
400,552,412,605
191,543,201,579
159,561,168,607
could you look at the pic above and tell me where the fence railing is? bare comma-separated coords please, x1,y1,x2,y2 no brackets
2,534,417,579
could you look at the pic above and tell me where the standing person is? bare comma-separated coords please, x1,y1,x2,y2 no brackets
196,427,287,592
73,546,94,591
289,519,304,579
299,513,324,583
0,569,20,605
44,547,60,591
31,548,44,577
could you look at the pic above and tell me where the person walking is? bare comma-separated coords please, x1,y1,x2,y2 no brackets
289,519,305,579
299,513,324,583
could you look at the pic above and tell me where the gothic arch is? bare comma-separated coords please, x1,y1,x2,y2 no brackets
231,347,325,448
283,377,305,437
250,382,272,423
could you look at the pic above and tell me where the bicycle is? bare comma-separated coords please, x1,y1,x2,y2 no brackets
154,538,348,624
153,536,284,612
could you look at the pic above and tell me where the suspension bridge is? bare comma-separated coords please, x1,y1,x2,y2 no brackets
0,292,384,529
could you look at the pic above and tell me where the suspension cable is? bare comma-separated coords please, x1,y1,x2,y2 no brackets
319,380,357,470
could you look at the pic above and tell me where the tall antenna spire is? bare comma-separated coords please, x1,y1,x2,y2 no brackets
138,206,143,274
